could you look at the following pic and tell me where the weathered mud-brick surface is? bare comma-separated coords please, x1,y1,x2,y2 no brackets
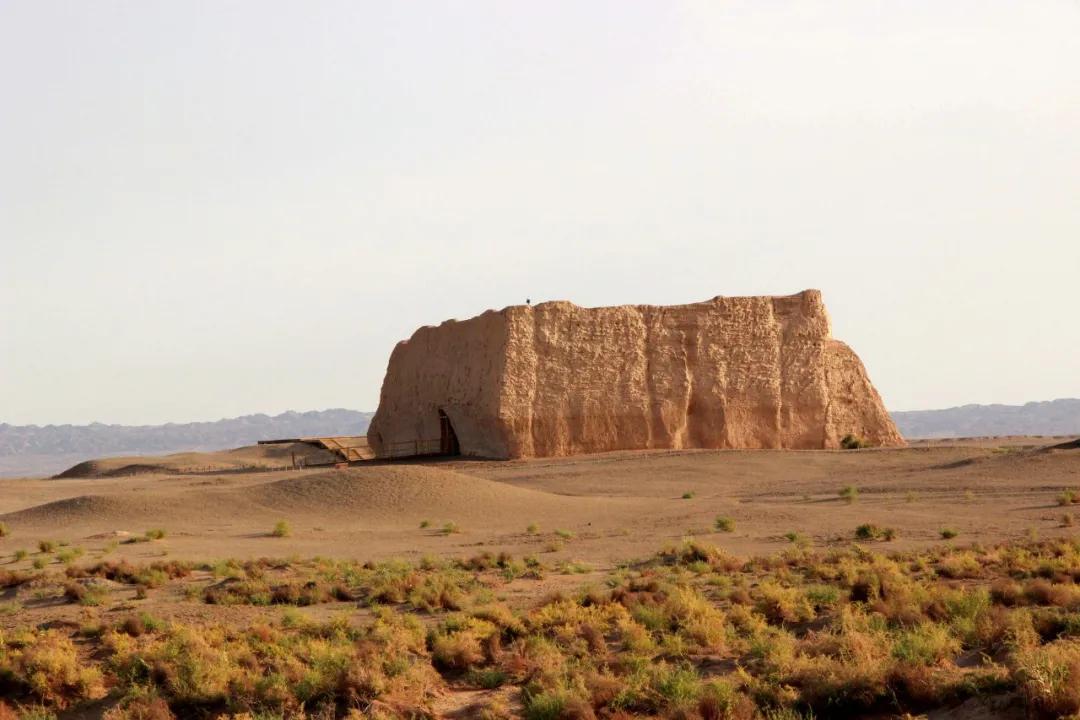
367,290,904,458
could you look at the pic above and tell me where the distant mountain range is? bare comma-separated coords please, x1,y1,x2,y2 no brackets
2,400,1078,477
0,409,372,477
890,398,1080,439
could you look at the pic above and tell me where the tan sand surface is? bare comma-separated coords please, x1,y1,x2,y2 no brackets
1,437,1078,568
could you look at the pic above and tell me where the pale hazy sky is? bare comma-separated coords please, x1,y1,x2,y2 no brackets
2,1,1079,426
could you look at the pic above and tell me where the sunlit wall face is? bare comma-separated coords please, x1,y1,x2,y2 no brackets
2,1,1078,425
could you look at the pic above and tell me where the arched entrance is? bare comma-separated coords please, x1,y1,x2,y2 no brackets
438,409,460,456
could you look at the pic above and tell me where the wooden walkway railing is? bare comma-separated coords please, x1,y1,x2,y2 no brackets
382,438,442,459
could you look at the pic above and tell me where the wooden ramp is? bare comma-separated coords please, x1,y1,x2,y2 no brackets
258,436,373,463
313,436,373,462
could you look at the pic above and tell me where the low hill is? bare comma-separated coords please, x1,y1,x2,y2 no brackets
891,398,1080,438
0,409,371,477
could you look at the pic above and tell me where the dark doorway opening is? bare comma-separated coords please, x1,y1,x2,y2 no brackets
438,409,460,456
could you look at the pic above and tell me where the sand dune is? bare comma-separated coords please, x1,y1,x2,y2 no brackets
1,463,599,539
247,465,589,522
1,494,132,524
0,488,260,528
54,442,337,478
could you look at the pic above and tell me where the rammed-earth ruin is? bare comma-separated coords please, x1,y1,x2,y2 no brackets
367,290,904,459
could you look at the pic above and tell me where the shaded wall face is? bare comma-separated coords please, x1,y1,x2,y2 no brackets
366,310,511,458
822,340,905,448
369,291,903,459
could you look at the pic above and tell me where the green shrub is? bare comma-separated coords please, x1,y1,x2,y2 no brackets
271,520,291,538
65,582,107,606
854,524,896,541
1013,639,1080,716
466,668,508,689
20,710,60,720
523,690,567,720
714,516,735,533
854,523,879,540
805,584,841,606
941,528,959,539
840,433,867,449
56,547,84,565
652,664,703,704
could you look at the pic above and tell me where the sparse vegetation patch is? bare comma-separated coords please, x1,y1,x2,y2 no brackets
6,527,1080,719
10,537,1080,716
714,516,736,533
854,523,896,541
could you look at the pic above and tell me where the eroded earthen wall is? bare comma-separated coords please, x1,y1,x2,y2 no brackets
367,290,904,458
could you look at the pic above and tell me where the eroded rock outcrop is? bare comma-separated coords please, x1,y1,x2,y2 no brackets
368,290,903,458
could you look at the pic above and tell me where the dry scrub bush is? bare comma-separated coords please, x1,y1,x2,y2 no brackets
195,556,492,612
658,540,743,573
67,559,192,588
0,569,39,589
0,630,107,707
203,578,352,607
102,690,174,720
1057,489,1080,506
1012,639,1080,716
854,524,897,542
102,608,441,715
429,617,494,671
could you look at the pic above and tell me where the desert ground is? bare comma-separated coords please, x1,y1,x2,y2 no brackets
1,437,1078,567
2,438,1080,719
